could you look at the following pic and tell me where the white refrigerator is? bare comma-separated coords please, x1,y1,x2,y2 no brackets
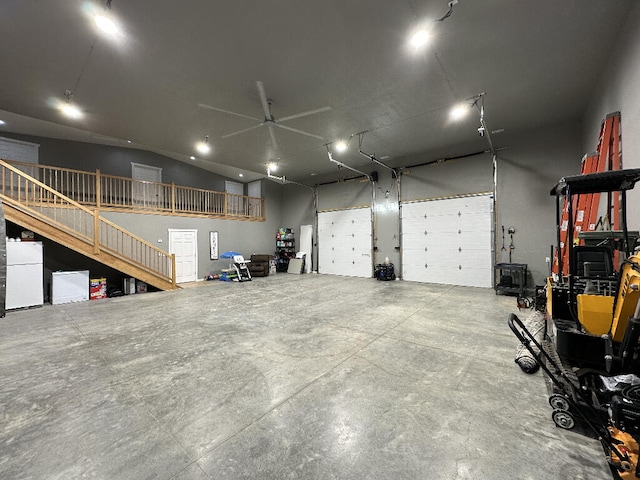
6,241,44,310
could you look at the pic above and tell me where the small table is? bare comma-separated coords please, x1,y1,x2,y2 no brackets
494,263,527,297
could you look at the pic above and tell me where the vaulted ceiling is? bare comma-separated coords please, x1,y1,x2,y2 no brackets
0,1,633,183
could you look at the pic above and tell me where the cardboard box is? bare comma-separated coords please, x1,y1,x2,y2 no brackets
90,277,107,300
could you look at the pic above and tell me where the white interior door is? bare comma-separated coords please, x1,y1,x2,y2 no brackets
169,229,198,283
401,194,492,288
318,207,372,278
300,224,313,273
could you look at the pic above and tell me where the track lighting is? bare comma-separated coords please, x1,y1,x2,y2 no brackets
196,135,211,155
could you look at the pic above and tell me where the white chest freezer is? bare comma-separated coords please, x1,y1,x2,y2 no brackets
51,270,89,305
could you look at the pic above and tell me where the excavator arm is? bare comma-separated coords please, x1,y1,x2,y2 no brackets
611,256,640,343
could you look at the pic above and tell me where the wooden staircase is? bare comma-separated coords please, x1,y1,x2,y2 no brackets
0,160,177,291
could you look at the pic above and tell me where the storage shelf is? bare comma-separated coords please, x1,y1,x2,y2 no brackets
276,228,295,272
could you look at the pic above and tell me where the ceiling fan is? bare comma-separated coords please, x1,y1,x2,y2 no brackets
198,81,330,147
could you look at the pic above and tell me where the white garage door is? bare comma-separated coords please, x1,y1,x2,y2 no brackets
318,207,372,277
402,194,492,288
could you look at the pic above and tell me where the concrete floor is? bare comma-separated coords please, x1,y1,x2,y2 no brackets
0,274,609,479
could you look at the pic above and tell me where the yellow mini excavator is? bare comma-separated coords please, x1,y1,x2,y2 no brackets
510,168,640,480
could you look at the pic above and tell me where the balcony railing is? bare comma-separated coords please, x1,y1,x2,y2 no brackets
4,160,265,220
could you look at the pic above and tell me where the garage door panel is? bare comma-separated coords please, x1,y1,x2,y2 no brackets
318,208,372,278
402,195,492,288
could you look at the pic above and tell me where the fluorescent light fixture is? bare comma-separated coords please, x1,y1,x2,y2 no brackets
410,29,430,48
449,103,469,121
196,136,211,154
334,140,348,153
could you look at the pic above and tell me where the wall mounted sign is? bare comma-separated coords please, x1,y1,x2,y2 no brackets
210,231,218,260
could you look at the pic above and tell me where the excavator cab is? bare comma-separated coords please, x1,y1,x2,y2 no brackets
548,168,640,373
510,168,640,479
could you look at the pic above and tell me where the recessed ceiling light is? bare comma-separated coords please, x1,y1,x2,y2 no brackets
239,173,244,178
127,139,132,143
190,156,196,160
0,120,5,125
267,162,278,172
310,172,318,176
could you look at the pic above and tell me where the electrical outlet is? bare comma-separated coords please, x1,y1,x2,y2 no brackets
545,257,550,263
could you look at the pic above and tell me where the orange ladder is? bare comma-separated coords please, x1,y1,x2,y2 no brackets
554,112,621,276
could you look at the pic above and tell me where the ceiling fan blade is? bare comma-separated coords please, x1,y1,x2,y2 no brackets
198,103,262,122
256,81,272,120
222,123,264,139
267,123,278,148
274,123,325,141
278,106,331,123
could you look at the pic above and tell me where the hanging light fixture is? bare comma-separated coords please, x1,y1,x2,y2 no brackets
334,140,348,153
449,103,469,121
196,135,211,154
59,89,83,120
409,28,431,48
91,0,121,37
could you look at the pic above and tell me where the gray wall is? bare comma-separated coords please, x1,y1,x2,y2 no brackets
495,121,582,286
0,133,229,192
584,3,640,228
400,153,493,200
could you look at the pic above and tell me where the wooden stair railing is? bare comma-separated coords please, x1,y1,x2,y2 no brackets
2,159,265,220
0,160,177,291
